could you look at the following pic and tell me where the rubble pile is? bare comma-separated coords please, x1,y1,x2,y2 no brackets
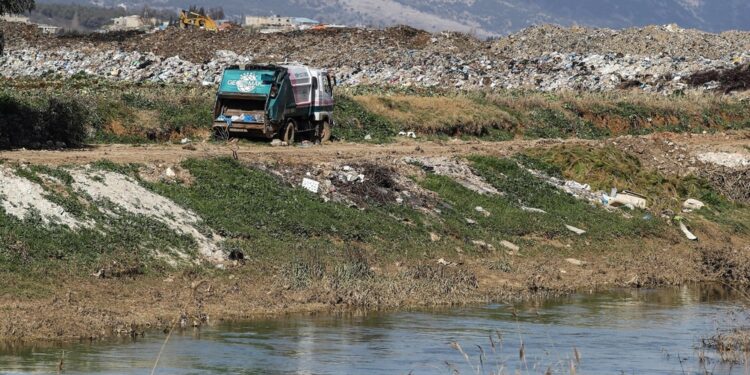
269,161,438,209
2,21,750,93
0,47,250,85
492,24,750,60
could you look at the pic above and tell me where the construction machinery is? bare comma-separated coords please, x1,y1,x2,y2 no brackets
212,64,335,144
178,10,218,32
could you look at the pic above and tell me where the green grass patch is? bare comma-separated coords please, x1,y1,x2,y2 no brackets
522,145,729,213
525,108,610,140
147,158,427,247
333,95,396,142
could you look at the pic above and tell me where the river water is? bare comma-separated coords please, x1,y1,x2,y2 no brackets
1,285,746,374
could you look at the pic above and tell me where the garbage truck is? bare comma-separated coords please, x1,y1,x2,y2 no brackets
212,64,335,144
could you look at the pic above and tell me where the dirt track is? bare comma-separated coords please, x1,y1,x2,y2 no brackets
1,131,748,170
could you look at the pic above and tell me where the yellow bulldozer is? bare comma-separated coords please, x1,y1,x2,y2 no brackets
178,10,218,31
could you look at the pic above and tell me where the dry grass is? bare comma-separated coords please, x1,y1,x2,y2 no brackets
353,95,515,136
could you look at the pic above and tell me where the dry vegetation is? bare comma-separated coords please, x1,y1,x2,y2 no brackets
353,95,514,136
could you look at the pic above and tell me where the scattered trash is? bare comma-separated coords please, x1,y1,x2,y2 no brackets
565,225,587,235
465,218,477,225
270,139,283,147
679,221,698,241
565,258,586,266
472,240,495,251
697,152,750,169
180,137,191,144
521,206,547,214
429,232,441,242
682,198,705,212
164,167,176,178
565,181,590,191
301,178,320,193
475,206,491,217
407,157,500,195
499,240,519,252
437,258,457,267
364,134,372,140
607,190,647,210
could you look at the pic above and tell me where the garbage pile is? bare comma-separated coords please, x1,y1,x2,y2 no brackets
278,161,437,209
492,24,750,60
0,47,249,84
2,21,750,93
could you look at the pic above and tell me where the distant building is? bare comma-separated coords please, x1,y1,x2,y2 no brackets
243,15,321,32
1,14,30,23
291,17,320,27
244,15,293,28
38,24,61,35
109,15,158,31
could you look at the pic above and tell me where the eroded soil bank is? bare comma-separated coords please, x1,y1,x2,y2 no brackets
1,132,749,344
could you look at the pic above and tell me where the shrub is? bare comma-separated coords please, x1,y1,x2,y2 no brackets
0,93,90,149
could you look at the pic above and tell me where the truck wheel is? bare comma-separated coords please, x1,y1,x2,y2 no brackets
283,120,296,145
213,127,229,141
317,120,331,144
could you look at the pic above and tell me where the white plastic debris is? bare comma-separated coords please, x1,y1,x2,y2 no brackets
301,178,320,193
679,222,698,241
500,240,519,252
521,206,547,214
565,258,586,266
565,225,587,235
608,191,647,210
682,199,705,212
475,206,491,217
564,181,591,191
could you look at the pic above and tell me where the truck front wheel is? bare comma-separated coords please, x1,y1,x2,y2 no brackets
283,120,296,145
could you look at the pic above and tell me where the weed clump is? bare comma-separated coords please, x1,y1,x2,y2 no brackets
285,249,325,289
332,247,373,284
403,263,478,294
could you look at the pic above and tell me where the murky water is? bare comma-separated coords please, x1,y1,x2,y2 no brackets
1,285,746,374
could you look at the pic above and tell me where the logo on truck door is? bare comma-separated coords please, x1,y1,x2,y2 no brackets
235,73,260,93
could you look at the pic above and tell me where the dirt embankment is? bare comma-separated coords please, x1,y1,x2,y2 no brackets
0,131,749,343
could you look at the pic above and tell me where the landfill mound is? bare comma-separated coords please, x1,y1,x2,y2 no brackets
492,24,750,60
2,21,750,93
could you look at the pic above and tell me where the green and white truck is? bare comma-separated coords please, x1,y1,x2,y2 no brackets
213,64,335,144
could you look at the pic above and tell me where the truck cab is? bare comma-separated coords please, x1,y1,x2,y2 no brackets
212,64,335,144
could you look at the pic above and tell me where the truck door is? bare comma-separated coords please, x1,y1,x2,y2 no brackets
270,71,291,123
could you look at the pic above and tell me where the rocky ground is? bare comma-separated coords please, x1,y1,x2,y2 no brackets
2,21,749,93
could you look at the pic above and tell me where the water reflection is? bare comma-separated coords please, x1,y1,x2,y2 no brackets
0,284,745,375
